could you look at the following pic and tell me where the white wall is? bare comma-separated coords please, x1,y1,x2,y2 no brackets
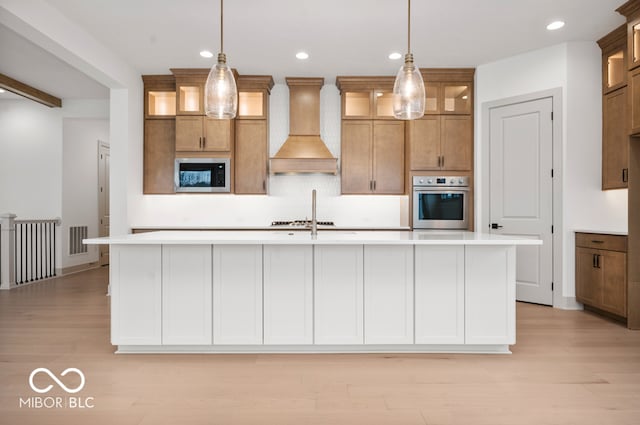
130,83,408,228
62,118,109,268
0,99,62,219
0,98,109,272
476,42,628,306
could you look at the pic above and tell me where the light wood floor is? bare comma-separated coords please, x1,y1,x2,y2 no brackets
1,268,639,425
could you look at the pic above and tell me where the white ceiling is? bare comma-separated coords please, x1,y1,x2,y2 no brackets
1,0,628,99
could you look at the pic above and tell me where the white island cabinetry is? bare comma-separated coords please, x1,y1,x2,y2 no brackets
86,231,541,354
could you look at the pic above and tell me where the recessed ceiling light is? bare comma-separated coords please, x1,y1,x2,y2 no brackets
296,51,309,60
0,89,5,93
200,50,214,58
546,21,565,31
388,52,402,60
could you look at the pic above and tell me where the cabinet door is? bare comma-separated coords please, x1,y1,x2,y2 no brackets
415,246,464,344
111,245,162,345
629,19,640,71
177,83,203,115
144,119,175,194
441,115,472,171
373,121,405,193
601,250,627,317
175,116,203,151
203,118,232,152
162,245,212,345
442,83,471,114
314,245,364,345
465,246,515,345
575,247,602,307
263,245,313,344
213,245,263,344
603,87,629,189
364,245,413,344
235,120,267,194
409,116,440,170
341,120,373,194
630,67,640,135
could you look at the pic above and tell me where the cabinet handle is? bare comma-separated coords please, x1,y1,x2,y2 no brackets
202,137,206,149
198,137,202,149
623,168,628,183
442,156,445,168
437,156,441,167
369,181,372,191
596,254,601,269
591,240,604,244
593,253,597,268
373,180,376,191
262,180,266,191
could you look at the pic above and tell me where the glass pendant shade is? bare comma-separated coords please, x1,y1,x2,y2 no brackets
205,53,237,119
393,54,425,120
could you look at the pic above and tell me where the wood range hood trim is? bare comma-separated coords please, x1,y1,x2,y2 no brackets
270,77,338,175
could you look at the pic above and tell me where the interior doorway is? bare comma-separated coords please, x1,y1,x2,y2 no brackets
482,90,562,306
98,141,110,266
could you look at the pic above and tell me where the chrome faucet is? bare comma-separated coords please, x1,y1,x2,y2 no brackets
311,189,318,236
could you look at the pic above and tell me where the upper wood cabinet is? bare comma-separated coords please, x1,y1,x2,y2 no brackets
408,116,472,171
341,120,405,194
629,16,640,70
175,116,232,152
598,25,630,189
171,69,209,115
337,77,396,119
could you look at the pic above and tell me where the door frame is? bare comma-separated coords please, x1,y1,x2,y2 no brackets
480,88,564,308
98,140,110,267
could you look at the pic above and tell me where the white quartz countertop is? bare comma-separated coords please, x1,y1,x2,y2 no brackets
84,230,542,246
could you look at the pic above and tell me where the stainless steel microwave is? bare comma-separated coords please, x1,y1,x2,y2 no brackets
174,158,230,193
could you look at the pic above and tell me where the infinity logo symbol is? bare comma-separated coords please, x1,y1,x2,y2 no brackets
29,368,85,394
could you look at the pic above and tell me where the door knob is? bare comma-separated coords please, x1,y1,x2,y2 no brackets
490,223,503,229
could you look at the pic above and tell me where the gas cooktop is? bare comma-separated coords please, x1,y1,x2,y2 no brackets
270,220,335,227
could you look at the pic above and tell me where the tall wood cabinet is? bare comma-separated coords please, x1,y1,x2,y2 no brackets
336,77,405,194
234,75,274,194
143,75,176,194
598,25,629,190
575,232,628,320
612,0,640,329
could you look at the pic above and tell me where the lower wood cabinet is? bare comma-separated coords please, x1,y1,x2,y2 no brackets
314,245,364,344
111,245,162,345
363,245,413,344
415,246,464,344
576,232,627,318
162,245,212,345
465,246,515,345
263,245,313,344
213,245,263,344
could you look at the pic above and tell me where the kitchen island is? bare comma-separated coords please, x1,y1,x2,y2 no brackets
84,231,541,354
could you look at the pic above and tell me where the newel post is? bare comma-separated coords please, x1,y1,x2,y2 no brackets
0,213,17,290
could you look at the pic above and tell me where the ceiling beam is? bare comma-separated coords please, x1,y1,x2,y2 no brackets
0,73,62,108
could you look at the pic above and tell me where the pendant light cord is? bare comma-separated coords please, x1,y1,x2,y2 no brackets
407,0,411,55
220,0,224,54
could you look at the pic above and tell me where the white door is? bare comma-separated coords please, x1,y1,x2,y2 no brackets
488,97,553,305
98,142,110,266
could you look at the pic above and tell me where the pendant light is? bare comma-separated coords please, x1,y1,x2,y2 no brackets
392,0,425,120
205,0,237,119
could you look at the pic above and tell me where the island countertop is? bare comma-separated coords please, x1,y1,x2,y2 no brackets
84,230,542,246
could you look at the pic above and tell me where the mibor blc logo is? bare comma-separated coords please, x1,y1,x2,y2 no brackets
19,367,94,409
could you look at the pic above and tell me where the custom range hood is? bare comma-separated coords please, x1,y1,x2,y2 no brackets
270,77,338,174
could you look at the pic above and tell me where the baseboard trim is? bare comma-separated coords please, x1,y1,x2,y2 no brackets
61,262,100,276
555,296,583,310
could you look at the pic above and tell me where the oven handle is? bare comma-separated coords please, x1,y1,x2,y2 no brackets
413,187,470,192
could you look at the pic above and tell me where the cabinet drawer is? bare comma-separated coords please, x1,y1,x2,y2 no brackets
575,233,627,252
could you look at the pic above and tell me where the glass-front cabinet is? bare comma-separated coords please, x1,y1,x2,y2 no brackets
177,84,203,115
442,84,471,114
632,20,640,70
238,91,266,119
